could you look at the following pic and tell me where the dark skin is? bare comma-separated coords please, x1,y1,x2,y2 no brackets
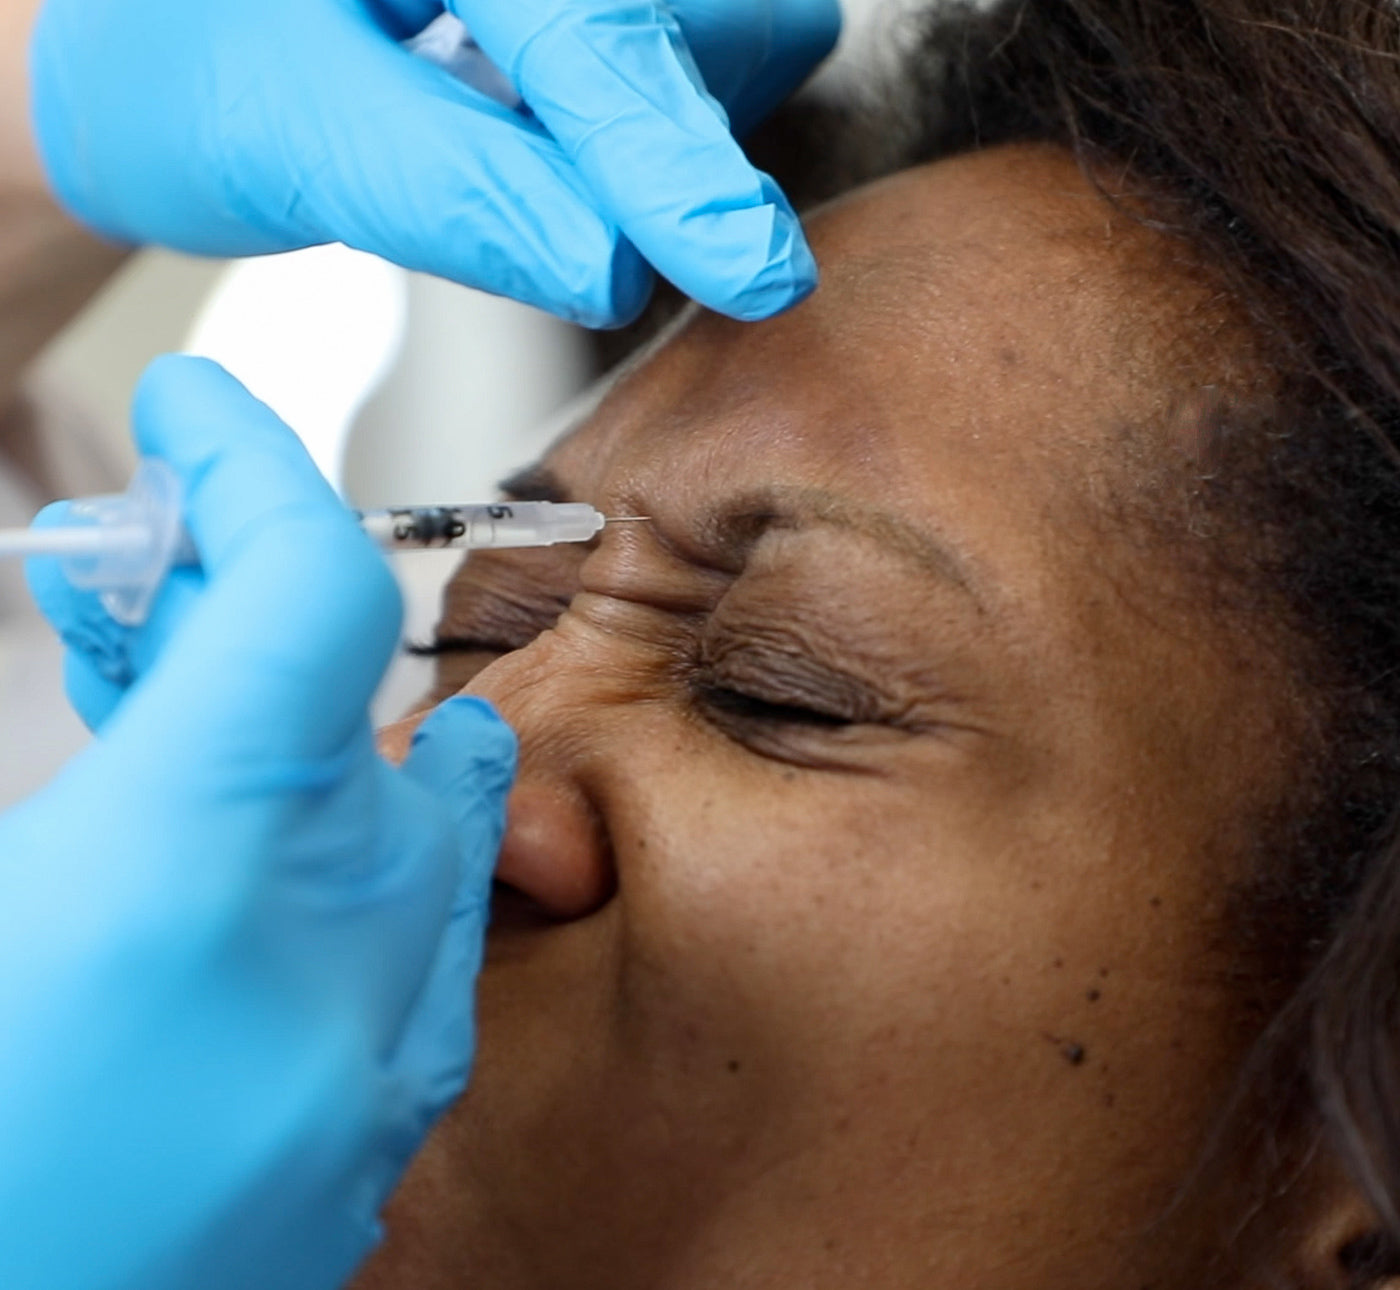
365,145,1363,1289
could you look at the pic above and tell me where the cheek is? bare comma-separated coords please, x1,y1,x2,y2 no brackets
614,760,1249,1197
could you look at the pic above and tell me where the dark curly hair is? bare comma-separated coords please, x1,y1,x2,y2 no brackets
891,1,1400,1282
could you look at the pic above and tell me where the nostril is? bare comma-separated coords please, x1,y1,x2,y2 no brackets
493,780,616,920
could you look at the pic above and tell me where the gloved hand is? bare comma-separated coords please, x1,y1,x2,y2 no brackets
0,355,515,1290
30,0,841,326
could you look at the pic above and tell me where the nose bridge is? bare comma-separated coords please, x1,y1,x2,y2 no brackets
465,624,636,920
465,621,630,781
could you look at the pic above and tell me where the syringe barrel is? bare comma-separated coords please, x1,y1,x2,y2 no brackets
357,501,605,551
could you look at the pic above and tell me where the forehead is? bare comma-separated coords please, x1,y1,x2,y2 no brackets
554,144,1211,535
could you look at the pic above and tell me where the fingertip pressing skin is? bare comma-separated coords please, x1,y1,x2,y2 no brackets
403,698,520,823
463,2,820,321
713,182,820,320
402,698,519,894
35,0,825,324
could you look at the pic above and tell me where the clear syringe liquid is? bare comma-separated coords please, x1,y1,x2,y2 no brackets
356,501,604,552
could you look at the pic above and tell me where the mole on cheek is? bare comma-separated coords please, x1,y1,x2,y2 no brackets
1044,1032,1089,1067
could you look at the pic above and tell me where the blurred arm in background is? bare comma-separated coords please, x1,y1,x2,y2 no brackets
0,0,125,470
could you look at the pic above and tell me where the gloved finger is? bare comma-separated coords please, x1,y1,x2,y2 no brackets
363,0,445,41
399,696,518,908
24,507,130,708
369,0,840,125
388,2,841,144
48,569,205,733
237,33,654,326
674,0,842,136
350,56,654,324
269,730,464,1037
386,697,517,1117
60,652,123,734
130,356,345,569
457,0,818,321
106,357,403,772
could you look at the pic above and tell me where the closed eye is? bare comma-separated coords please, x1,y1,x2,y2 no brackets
693,682,856,729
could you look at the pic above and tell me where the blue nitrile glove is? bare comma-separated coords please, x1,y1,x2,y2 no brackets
30,0,841,326
0,355,516,1290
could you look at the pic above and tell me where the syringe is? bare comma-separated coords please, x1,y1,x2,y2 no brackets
0,460,634,627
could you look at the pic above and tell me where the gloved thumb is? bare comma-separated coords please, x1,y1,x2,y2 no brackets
399,696,517,904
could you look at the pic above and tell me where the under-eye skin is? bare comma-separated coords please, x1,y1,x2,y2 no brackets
413,604,552,663
414,641,503,707
421,547,585,691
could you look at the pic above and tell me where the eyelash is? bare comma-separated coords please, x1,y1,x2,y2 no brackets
411,634,520,658
692,682,855,729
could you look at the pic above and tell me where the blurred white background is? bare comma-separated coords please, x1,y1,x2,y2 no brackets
0,0,923,806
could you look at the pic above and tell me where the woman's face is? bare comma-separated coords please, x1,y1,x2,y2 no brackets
365,145,1299,1290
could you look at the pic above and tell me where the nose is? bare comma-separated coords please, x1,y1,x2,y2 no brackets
494,778,614,918
379,673,616,921
396,639,614,921
476,646,617,920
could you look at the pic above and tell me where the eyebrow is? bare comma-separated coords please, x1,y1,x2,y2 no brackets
711,486,985,605
499,464,984,605
499,463,571,504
